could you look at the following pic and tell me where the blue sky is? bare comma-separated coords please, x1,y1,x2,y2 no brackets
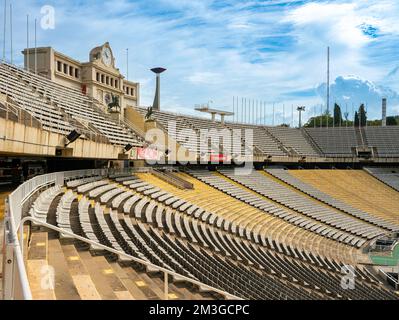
2,0,399,124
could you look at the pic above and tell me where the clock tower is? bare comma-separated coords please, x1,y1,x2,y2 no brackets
22,42,140,114
89,42,115,69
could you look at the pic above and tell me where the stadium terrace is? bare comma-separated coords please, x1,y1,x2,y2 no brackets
0,42,398,302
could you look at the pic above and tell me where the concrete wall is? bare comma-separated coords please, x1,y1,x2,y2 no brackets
0,117,123,159
124,107,198,163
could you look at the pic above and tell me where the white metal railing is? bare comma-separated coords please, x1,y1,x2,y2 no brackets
379,269,399,290
2,168,242,300
2,200,33,300
2,169,103,300
18,217,241,301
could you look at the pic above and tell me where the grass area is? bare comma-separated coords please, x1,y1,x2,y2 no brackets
370,244,399,267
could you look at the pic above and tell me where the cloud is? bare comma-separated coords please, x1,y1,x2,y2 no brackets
2,0,399,121
316,76,399,119
285,2,371,49
186,72,223,85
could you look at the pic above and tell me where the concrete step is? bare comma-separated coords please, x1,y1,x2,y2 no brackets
25,230,220,300
47,239,81,300
61,244,102,300
109,262,148,300
122,266,162,300
27,232,56,300
77,250,133,300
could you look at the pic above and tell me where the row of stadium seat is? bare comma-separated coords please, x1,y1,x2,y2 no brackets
265,168,399,231
136,170,362,264
218,169,385,241
24,173,398,300
136,107,251,156
136,106,399,159
0,63,143,146
304,127,357,157
365,167,399,192
2,61,398,159
225,122,286,156
267,126,320,156
288,170,399,226
365,127,399,157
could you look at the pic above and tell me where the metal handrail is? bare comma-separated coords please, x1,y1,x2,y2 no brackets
3,201,33,300
120,117,147,140
18,217,242,301
3,168,242,300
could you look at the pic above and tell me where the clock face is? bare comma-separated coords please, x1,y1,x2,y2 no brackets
102,47,112,67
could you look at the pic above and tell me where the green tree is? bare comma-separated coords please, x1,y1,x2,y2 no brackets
354,111,360,127
333,103,342,127
367,119,382,126
386,116,397,126
358,104,367,127
304,112,334,128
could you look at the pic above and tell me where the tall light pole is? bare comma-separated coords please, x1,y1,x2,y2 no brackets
126,48,129,81
297,106,306,128
34,18,37,74
151,67,166,111
327,46,330,115
9,2,12,64
2,0,6,62
26,14,29,71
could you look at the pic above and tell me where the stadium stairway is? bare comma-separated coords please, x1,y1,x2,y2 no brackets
25,229,212,300
24,183,217,300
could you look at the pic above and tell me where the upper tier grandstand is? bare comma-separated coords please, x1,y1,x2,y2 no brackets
0,59,398,163
1,44,399,301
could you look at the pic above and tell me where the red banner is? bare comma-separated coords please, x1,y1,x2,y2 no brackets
136,148,160,161
210,154,231,162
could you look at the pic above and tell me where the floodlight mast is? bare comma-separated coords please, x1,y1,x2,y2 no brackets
151,67,166,111
327,47,330,114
